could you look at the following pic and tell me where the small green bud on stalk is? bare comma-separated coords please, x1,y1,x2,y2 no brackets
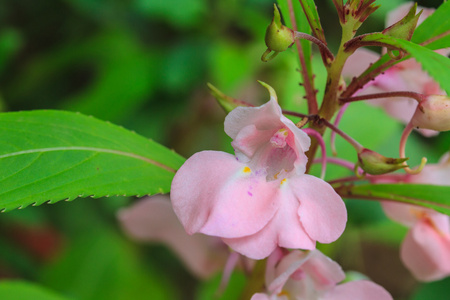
262,4,294,62
358,148,408,175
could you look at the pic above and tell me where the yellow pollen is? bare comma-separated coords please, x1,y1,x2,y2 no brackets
281,178,287,185
278,290,290,297
279,128,288,136
243,167,251,173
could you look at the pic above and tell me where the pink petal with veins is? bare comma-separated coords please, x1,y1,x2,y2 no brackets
401,219,450,281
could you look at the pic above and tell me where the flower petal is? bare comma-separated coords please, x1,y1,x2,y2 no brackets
231,124,277,163
223,182,315,259
224,99,283,139
301,250,345,291
171,151,281,239
291,175,347,243
117,196,227,278
400,220,450,281
322,280,393,300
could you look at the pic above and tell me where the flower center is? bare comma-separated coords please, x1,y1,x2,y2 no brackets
265,128,296,181
270,128,288,148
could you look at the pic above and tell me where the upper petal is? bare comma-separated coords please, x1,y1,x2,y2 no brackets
291,175,347,243
171,150,281,239
321,280,393,300
224,98,283,139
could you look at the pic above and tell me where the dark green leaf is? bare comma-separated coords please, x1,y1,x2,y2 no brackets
41,230,177,300
341,184,450,215
0,281,70,300
0,110,185,212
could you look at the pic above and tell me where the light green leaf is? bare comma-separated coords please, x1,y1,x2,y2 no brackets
0,110,185,212
0,281,70,300
338,184,450,215
412,1,450,49
298,0,326,43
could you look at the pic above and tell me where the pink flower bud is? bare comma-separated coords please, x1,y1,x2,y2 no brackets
411,95,450,132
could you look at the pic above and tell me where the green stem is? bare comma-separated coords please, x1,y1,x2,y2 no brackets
306,23,356,171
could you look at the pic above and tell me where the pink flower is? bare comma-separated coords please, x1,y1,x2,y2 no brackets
380,153,450,281
251,248,393,300
117,195,229,278
342,2,449,137
171,97,347,259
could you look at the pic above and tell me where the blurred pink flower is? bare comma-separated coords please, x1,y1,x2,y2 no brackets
118,195,229,278
171,98,347,259
380,153,450,281
251,248,393,300
342,2,448,137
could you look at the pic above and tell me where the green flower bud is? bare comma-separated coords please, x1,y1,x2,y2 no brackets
262,4,294,61
358,149,408,175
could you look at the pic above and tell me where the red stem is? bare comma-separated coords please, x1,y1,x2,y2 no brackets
340,91,426,104
287,0,318,115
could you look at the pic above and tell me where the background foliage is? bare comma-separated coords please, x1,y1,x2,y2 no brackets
0,0,448,299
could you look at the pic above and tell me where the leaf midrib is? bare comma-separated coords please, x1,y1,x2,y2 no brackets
0,147,176,173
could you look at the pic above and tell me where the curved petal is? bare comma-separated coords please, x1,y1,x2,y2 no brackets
291,175,347,243
400,220,450,281
231,124,276,163
381,202,419,227
322,280,393,300
223,181,315,259
225,99,283,139
117,196,227,278
171,151,281,238
301,250,345,291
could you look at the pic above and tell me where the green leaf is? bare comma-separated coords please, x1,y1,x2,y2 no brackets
0,110,185,212
412,1,450,49
339,184,450,215
358,34,450,94
298,0,326,43
0,281,70,300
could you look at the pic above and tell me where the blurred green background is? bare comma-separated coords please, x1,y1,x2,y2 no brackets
0,0,449,299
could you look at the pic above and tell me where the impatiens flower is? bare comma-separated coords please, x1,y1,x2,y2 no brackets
379,153,450,281
342,2,449,137
171,95,347,260
372,153,450,280
251,248,393,300
117,195,229,278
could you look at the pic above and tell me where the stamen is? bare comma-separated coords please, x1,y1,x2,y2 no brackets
270,128,289,148
243,167,251,173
